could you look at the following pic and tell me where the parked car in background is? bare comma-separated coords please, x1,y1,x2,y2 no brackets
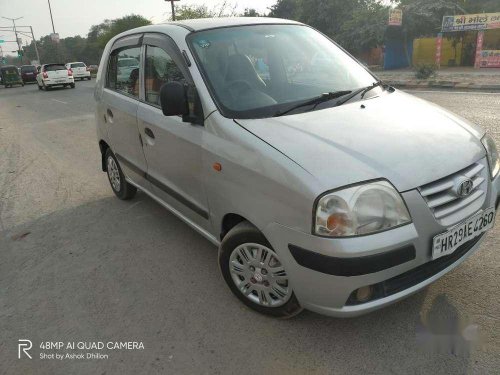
1,65,24,87
20,65,38,83
37,63,75,90
95,18,499,319
66,61,91,81
89,64,99,74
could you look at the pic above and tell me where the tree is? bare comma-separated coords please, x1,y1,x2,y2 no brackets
97,15,151,48
173,1,237,20
269,0,389,54
242,8,261,17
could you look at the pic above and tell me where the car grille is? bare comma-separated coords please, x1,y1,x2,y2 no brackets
418,159,488,226
345,234,483,306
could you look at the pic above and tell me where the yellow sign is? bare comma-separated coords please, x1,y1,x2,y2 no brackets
388,9,403,26
442,13,500,32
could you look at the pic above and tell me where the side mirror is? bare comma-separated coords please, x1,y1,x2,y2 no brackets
160,81,189,117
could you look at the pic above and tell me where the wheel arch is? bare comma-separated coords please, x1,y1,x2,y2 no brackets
99,140,110,171
220,213,258,241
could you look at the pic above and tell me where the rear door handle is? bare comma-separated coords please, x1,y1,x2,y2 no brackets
106,108,113,118
144,127,155,139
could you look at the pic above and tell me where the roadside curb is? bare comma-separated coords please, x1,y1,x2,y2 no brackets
386,80,500,91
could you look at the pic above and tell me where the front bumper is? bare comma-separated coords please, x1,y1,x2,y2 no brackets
264,173,500,317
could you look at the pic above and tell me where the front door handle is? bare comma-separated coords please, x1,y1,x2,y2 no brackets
144,127,155,139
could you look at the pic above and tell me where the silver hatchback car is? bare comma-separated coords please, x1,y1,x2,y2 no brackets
95,18,499,318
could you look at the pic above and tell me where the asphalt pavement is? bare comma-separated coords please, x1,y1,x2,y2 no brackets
0,81,499,374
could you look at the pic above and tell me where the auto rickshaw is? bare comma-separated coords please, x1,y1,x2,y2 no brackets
0,65,24,88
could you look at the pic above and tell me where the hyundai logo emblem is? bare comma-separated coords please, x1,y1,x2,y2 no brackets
457,178,474,197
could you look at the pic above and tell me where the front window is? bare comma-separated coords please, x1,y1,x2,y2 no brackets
188,24,377,119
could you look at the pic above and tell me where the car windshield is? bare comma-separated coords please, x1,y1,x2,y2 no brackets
45,64,66,71
71,63,86,68
118,58,139,68
188,24,377,119
21,66,37,73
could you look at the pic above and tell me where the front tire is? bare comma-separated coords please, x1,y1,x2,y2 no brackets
219,221,302,318
105,149,137,200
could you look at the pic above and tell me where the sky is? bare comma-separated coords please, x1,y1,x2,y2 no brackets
0,0,277,53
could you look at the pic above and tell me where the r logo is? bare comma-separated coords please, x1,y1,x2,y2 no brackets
18,339,32,359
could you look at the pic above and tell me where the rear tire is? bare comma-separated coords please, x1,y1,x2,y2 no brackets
105,149,137,200
218,221,303,318
88,76,91,80
70,83,75,88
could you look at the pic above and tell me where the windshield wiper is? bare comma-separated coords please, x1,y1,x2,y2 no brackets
273,90,352,117
335,80,384,107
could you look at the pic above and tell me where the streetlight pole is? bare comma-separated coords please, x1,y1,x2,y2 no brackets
47,0,56,34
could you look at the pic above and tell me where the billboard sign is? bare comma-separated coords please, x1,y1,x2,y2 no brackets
479,50,500,68
442,12,500,32
388,9,403,26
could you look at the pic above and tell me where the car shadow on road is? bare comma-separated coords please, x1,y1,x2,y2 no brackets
0,192,478,374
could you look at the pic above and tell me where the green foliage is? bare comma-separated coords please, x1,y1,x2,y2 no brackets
174,1,237,20
269,0,389,54
96,15,151,49
414,63,437,79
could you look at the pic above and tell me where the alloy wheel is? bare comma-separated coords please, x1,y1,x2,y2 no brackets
229,243,291,307
107,156,121,192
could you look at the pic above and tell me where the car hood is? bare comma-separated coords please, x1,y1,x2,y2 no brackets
236,91,485,192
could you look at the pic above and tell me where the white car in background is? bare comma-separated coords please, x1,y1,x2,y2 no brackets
37,63,75,90
66,62,91,81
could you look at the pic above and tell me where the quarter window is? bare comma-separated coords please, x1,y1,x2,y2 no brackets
107,46,141,98
144,45,186,106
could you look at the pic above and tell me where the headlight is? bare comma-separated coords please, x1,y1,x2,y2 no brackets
314,180,411,237
482,134,499,179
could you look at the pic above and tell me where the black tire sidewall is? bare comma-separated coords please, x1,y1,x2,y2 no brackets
219,222,302,318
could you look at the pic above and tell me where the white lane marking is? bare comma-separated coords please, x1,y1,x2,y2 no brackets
51,99,68,104
405,90,500,95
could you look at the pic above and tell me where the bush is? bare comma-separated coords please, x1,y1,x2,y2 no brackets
414,63,437,79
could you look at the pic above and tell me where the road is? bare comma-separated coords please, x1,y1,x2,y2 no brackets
0,81,499,374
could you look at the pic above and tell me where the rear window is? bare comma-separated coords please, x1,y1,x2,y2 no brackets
70,63,86,68
45,64,66,72
21,66,37,73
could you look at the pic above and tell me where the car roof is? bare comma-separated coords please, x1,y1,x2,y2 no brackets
169,17,302,31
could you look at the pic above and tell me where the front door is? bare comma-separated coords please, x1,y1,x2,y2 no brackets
137,35,210,231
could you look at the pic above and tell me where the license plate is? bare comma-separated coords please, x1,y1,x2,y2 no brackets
432,207,495,259
56,79,65,83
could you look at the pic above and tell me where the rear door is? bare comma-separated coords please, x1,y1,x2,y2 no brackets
137,33,210,230
71,62,87,76
103,35,148,187
46,64,69,82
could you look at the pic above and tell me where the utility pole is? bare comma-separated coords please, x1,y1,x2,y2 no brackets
165,0,180,21
1,16,23,53
47,0,56,34
30,26,41,64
